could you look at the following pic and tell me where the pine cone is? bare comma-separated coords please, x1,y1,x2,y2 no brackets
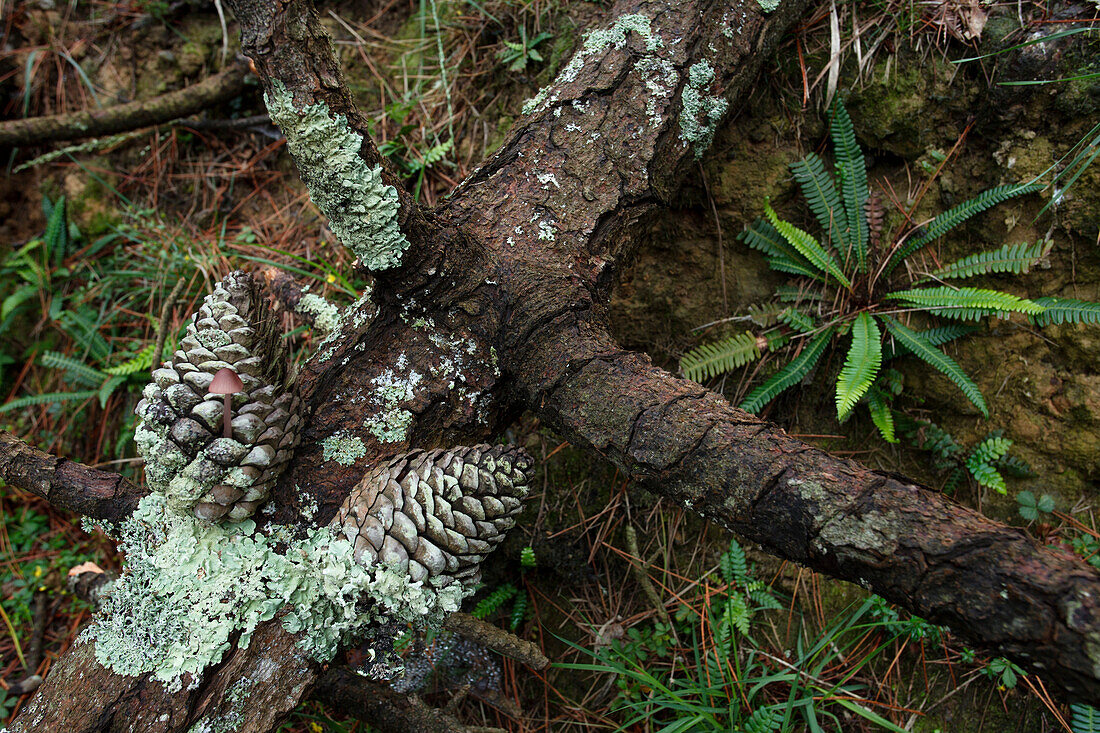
134,271,301,522
334,445,531,589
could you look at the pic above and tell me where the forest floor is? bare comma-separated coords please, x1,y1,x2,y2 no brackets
0,0,1098,730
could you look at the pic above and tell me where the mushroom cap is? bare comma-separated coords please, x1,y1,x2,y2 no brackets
208,367,244,395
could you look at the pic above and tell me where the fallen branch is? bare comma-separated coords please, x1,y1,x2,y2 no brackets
0,64,249,148
0,432,145,522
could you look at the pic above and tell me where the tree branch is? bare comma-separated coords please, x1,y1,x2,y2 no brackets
0,432,145,522
0,64,249,148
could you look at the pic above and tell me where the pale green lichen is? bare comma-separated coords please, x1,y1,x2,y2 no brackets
313,289,375,364
757,0,780,12
679,61,729,158
296,293,342,336
320,430,368,466
187,677,253,733
85,494,466,691
264,81,409,271
362,366,420,444
523,13,662,115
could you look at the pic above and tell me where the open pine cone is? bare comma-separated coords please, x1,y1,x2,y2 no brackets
135,271,301,521
334,445,531,588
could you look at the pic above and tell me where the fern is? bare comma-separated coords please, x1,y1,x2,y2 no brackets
835,313,882,420
509,592,529,631
1071,703,1100,733
789,152,846,248
942,468,966,495
680,332,762,381
830,100,869,273
931,240,1052,280
881,324,978,361
1030,297,1100,326
740,328,833,414
777,307,816,333
968,462,1008,494
864,387,896,443
740,219,822,280
996,454,1036,479
741,706,784,733
725,590,751,636
774,285,824,303
43,195,69,266
881,316,988,417
886,183,1043,272
885,286,1044,320
746,302,788,327
40,350,108,387
471,584,518,619
103,343,156,376
764,202,851,289
98,375,127,408
0,390,99,414
721,538,749,584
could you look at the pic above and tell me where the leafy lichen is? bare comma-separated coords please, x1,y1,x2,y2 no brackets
523,13,663,115
679,61,729,158
264,81,409,271
85,494,467,691
296,293,342,336
320,430,368,466
757,0,781,12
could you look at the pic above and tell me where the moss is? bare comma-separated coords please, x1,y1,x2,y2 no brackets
86,494,469,691
264,81,409,271
679,62,729,159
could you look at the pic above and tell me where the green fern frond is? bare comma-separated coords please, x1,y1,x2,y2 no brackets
43,195,68,265
996,454,1036,479
881,316,988,416
98,375,127,408
830,101,869,272
747,302,788,327
775,285,825,303
763,330,790,351
1029,297,1100,326
722,538,749,583
968,434,1013,467
882,324,979,361
740,218,811,267
886,183,1042,273
865,388,896,443
899,417,963,460
943,467,966,495
836,313,882,420
725,590,751,636
885,286,1044,319
766,257,829,281
510,592,529,631
680,332,762,381
931,240,1052,280
740,328,833,414
1070,703,1100,733
764,202,852,289
472,584,518,619
742,706,784,733
0,390,98,414
968,462,1008,494
102,343,156,376
777,307,816,333
40,350,107,387
790,152,847,248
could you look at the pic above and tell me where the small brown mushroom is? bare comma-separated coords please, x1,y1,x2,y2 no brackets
208,367,244,438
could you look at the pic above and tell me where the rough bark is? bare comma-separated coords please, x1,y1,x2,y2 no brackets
0,65,249,147
0,432,145,522
9,0,1100,730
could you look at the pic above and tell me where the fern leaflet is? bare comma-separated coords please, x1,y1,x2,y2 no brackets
885,286,1044,319
865,387,896,443
742,706,784,733
723,538,749,583
881,324,978,361
43,195,68,265
777,307,816,333
1070,703,1100,733
680,332,762,381
740,218,814,274
886,183,1042,273
790,152,846,249
40,350,107,386
830,101,869,272
931,240,1052,280
765,202,851,289
835,313,882,420
881,316,988,417
103,343,156,375
0,390,98,414
740,328,833,414
747,302,787,327
1030,297,1100,326
471,584,518,619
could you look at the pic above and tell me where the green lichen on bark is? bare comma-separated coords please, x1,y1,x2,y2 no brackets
296,293,342,335
757,0,780,12
679,61,729,158
85,494,467,691
320,430,368,466
263,81,409,271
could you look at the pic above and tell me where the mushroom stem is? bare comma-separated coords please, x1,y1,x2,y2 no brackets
223,393,232,438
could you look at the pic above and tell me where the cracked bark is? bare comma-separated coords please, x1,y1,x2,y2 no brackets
7,0,1100,730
